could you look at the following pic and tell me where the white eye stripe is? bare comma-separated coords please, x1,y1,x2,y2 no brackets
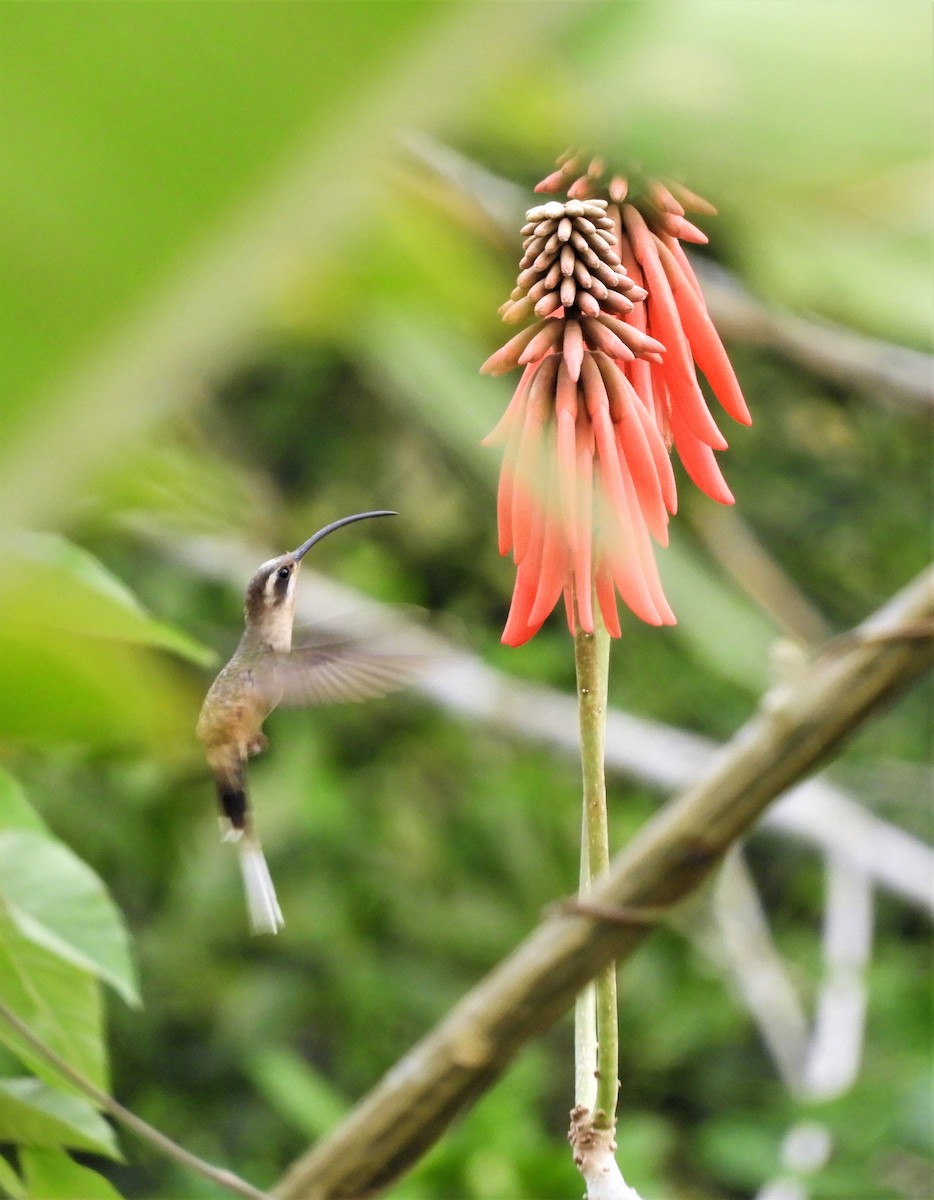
263,565,297,609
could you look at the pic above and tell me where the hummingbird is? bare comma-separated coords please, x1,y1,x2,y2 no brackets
196,510,414,935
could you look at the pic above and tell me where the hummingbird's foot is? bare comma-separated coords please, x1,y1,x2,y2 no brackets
247,733,269,757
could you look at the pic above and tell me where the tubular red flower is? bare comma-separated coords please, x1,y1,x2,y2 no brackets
494,345,679,646
484,168,750,644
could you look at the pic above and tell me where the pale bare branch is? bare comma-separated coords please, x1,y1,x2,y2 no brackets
802,855,874,1100
707,849,810,1092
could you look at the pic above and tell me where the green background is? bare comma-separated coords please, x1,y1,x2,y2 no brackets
0,2,930,1197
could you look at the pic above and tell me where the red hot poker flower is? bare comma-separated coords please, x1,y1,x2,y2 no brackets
482,170,750,647
482,199,676,646
535,158,752,505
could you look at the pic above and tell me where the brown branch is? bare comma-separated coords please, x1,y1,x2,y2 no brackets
272,567,933,1200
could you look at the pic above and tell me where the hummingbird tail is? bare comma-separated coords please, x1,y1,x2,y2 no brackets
237,833,284,935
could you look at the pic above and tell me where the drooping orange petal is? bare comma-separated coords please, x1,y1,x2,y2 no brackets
660,234,704,300
580,316,635,362
501,574,546,646
562,318,585,382
649,180,685,217
664,365,728,451
666,180,717,216
585,401,664,627
586,362,668,615
617,464,676,624
526,428,571,626
511,437,540,565
552,355,573,552
496,458,516,556
534,167,569,194
598,481,664,626
583,358,639,548
501,499,547,646
529,508,570,627
669,216,709,244
613,237,663,432
482,363,536,447
594,564,621,637
562,586,576,636
480,322,545,377
518,318,565,366
623,206,728,452
657,239,752,426
596,312,665,359
511,357,557,561
556,406,578,550
669,407,736,505
573,417,595,634
614,409,669,547
494,380,532,555
594,353,669,545
627,380,678,514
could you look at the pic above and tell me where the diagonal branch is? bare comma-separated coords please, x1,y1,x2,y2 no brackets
272,569,933,1199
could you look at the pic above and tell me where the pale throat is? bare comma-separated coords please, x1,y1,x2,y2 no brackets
259,608,294,653
242,571,298,654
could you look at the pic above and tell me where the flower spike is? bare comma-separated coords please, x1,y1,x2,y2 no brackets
483,154,751,644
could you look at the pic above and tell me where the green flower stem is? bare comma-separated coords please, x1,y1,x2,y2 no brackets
573,621,618,1129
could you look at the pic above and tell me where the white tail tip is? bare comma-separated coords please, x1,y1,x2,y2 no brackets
237,837,284,935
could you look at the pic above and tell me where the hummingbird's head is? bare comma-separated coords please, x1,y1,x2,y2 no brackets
242,510,396,651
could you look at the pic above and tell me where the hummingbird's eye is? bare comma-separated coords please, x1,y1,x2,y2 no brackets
277,566,291,580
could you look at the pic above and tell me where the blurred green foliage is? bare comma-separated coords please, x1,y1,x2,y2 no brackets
0,2,931,1198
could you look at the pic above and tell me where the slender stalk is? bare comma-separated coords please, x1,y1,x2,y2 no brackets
574,621,618,1128
574,834,597,1111
0,999,270,1200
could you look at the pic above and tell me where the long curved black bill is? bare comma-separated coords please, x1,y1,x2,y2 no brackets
291,510,397,562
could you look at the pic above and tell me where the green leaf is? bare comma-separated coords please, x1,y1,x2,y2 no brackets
0,631,198,750
0,1080,119,1160
0,0,552,532
19,1148,123,1200
0,768,47,834
0,913,107,1092
0,832,138,1006
0,1155,25,1200
1,533,215,668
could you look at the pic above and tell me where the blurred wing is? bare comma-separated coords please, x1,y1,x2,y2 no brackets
268,641,426,707
290,603,428,646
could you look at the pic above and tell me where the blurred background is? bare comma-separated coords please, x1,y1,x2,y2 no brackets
0,2,931,1198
